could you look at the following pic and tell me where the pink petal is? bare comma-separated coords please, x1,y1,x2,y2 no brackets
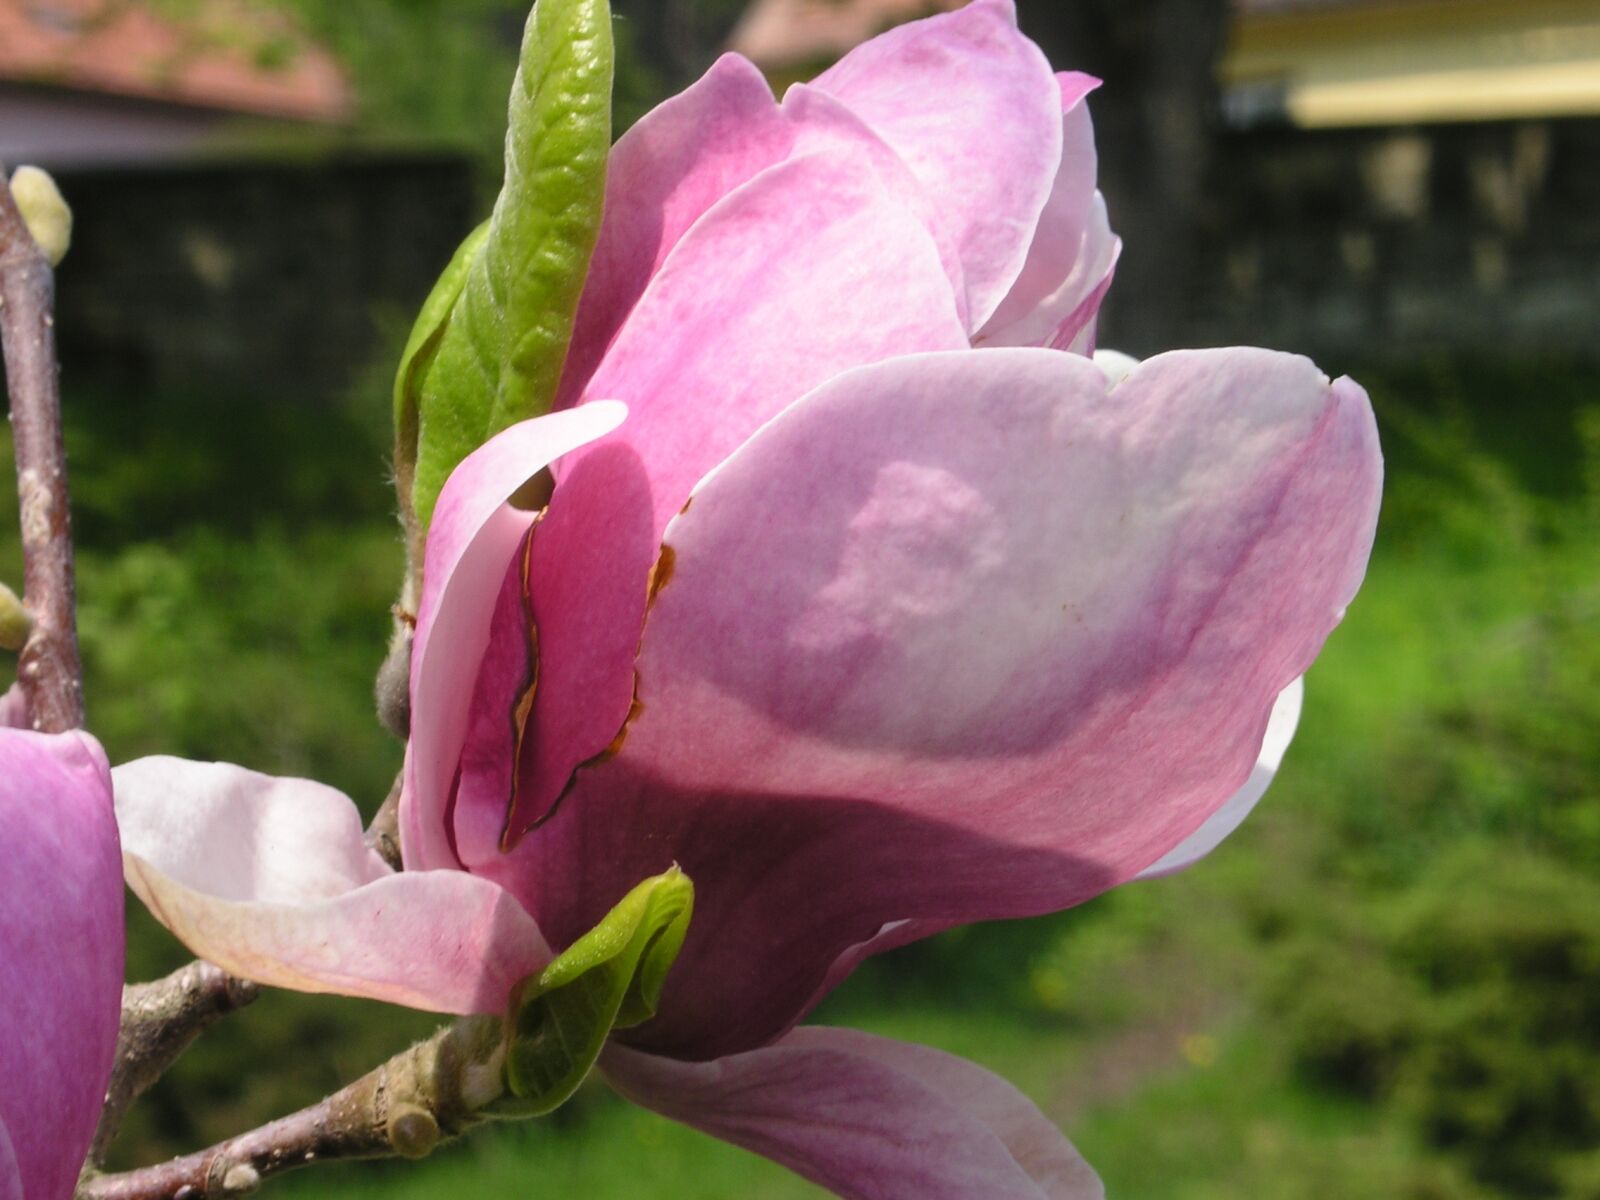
403,403,627,871
1137,677,1304,880
812,0,1063,329
555,54,794,409
977,76,1121,352
494,150,967,852
556,54,971,408
603,1027,1102,1200
114,758,551,1014
0,730,122,1200
495,347,1380,1058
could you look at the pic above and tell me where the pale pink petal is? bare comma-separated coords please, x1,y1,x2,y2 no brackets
603,1027,1102,1200
497,347,1380,1058
403,402,627,871
1137,677,1303,880
493,150,967,853
1041,205,1118,354
0,729,122,1200
114,758,550,1014
978,74,1119,352
812,0,1062,329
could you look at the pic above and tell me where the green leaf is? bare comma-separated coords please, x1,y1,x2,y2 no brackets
392,218,489,527
410,0,613,528
500,867,694,1117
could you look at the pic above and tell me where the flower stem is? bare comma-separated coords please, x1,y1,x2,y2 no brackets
0,169,83,732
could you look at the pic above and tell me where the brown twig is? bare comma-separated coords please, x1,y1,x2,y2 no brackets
0,169,83,732
90,962,263,1167
77,1018,505,1200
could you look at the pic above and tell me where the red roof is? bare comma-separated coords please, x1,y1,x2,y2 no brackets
0,0,351,122
728,0,969,71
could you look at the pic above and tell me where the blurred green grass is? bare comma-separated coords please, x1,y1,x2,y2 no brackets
3,355,1596,1198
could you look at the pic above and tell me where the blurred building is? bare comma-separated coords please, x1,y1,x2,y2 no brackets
1227,0,1600,128
0,1,473,402
0,0,351,168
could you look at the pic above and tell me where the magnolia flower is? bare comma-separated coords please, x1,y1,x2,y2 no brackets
114,3,1381,1196
0,729,124,1200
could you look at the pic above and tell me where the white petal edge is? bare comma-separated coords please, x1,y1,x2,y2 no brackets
1136,677,1305,880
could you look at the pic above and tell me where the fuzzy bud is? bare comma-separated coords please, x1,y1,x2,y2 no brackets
9,167,72,267
0,582,30,652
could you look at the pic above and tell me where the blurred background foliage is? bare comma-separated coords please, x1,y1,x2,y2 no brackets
2,0,1598,1197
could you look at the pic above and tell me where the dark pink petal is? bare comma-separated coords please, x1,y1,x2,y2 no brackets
403,403,627,870
115,758,550,1014
495,347,1380,1058
496,151,967,852
0,730,122,1200
812,0,1063,329
977,74,1121,352
602,1027,1103,1200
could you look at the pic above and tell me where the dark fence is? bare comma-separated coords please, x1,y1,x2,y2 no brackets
1108,116,1600,365
41,118,1600,401
50,154,477,401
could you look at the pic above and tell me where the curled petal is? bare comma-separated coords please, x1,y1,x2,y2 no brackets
813,0,1063,328
978,75,1120,352
1137,677,1304,880
115,757,550,1014
603,1027,1102,1200
502,347,1380,1059
0,730,122,1200
404,403,627,870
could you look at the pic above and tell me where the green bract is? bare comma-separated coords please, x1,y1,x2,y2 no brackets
397,0,613,533
500,867,694,1117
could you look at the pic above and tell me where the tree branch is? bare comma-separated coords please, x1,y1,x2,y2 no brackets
0,169,83,732
90,962,263,1167
78,1018,506,1200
